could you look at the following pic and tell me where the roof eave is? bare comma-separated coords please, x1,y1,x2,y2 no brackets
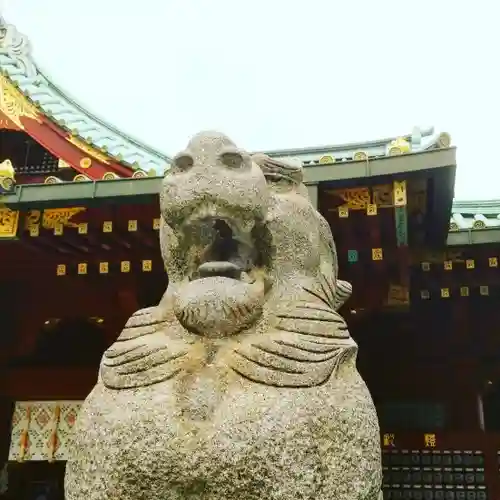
2,148,457,210
304,147,456,185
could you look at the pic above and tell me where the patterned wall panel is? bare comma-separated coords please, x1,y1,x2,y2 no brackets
8,401,82,461
382,449,487,500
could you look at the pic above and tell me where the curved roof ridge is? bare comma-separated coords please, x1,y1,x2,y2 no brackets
452,199,500,215
0,16,171,173
259,127,452,167
263,126,449,157
39,70,171,162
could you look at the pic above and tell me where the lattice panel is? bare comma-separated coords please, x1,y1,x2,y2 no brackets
8,401,82,461
382,450,487,500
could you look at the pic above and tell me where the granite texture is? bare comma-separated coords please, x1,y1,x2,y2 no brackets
65,131,382,500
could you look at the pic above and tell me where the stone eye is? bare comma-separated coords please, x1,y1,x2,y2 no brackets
173,153,194,171
220,151,244,169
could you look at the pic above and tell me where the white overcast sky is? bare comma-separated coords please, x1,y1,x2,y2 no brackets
1,0,498,200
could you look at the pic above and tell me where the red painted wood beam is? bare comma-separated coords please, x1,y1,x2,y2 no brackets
19,114,134,179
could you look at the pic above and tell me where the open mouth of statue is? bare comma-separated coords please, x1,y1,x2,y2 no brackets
182,207,266,284
172,204,270,337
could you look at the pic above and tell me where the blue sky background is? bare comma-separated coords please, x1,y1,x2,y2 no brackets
2,0,498,200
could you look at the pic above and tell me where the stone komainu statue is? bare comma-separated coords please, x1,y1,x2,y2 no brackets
65,131,382,500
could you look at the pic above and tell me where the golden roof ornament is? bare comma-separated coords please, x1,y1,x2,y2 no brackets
0,158,14,178
102,172,119,180
74,174,90,182
0,158,15,190
353,150,368,161
44,176,62,184
437,132,451,148
319,155,335,164
387,137,411,156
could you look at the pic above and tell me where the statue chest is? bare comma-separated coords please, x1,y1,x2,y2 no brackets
82,378,311,446
68,376,380,500
72,381,328,499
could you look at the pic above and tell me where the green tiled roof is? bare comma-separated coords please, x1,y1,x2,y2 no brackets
447,200,500,245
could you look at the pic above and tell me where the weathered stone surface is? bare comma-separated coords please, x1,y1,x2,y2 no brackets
65,131,382,500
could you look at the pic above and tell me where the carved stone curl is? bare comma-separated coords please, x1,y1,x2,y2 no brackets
65,131,381,500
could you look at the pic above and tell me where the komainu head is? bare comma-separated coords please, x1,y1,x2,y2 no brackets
101,130,355,390
159,131,350,338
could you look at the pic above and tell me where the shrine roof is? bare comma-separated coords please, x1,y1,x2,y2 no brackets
264,126,452,166
0,15,456,185
0,17,170,178
447,200,500,246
